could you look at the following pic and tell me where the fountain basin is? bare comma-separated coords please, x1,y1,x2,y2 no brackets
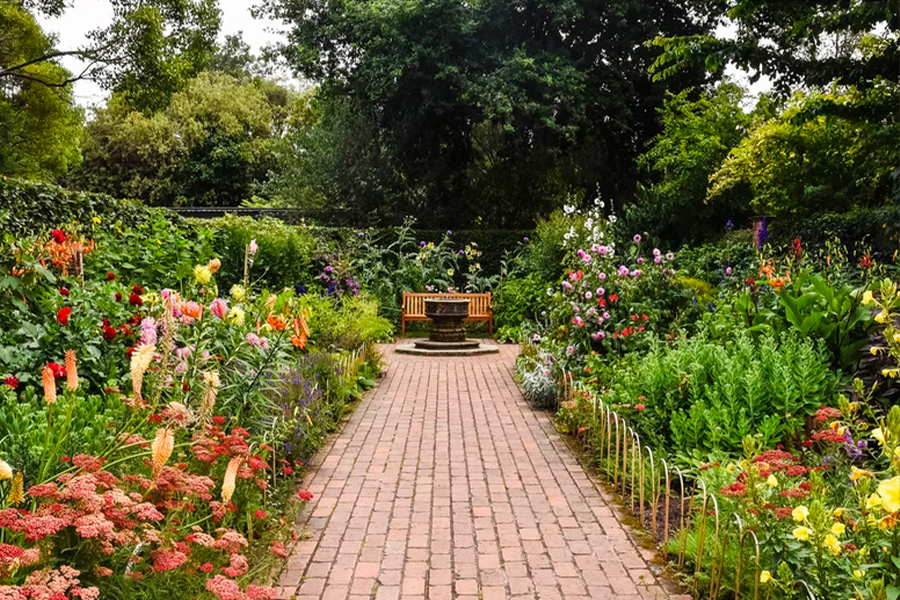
395,297,499,356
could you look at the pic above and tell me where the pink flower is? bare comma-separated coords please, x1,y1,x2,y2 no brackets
210,298,228,319
151,549,188,572
206,575,245,600
269,541,288,558
634,404,645,411
248,239,258,255
247,587,276,600
617,265,629,276
220,553,249,577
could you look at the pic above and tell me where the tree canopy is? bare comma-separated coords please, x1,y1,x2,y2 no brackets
259,0,719,227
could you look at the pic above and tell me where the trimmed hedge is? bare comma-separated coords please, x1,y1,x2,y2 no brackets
768,206,899,261
0,177,171,234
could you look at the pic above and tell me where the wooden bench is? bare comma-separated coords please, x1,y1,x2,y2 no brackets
401,292,493,335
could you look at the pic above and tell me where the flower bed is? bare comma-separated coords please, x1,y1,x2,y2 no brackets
0,223,389,598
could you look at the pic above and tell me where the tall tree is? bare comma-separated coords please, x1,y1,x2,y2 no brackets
259,0,717,227
0,0,221,113
0,2,82,179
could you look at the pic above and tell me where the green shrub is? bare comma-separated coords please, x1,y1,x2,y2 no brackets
203,214,319,291
596,331,840,464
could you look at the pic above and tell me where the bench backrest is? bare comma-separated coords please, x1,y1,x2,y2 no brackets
402,293,492,317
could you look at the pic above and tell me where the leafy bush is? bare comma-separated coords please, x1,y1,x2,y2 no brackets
204,215,318,291
595,332,839,463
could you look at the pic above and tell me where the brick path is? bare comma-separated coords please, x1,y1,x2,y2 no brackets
276,345,685,600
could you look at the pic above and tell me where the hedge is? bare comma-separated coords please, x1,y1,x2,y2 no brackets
0,177,173,234
768,205,899,261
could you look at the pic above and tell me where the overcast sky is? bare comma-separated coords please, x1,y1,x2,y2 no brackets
37,1,771,111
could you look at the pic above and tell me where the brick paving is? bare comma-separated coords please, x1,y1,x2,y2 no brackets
276,344,686,600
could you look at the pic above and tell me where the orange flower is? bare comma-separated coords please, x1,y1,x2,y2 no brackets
42,365,56,405
151,427,175,479
291,334,307,349
64,350,78,392
267,314,287,330
222,457,242,503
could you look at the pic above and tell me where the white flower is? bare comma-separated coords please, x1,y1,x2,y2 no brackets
563,204,576,215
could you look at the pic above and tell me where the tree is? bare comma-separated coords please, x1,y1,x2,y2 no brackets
70,72,287,206
648,0,898,93
0,3,82,179
258,0,718,227
1,0,221,113
708,84,899,217
627,82,755,245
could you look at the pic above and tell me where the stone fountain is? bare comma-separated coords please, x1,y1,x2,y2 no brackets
395,298,499,356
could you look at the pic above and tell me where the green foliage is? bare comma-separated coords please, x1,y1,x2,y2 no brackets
71,72,287,206
0,177,164,235
204,215,318,292
258,0,717,227
672,231,758,284
0,3,83,180
598,332,839,462
708,86,899,217
630,82,754,245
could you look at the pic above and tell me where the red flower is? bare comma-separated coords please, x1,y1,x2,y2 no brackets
3,376,18,390
298,490,314,502
51,230,66,244
60,456,71,463
609,294,618,302
129,293,143,306
182,381,189,392
107,272,116,280
642,314,648,320
634,404,645,411
212,416,227,425
148,414,164,423
101,325,116,340
282,466,293,476
48,362,65,378
199,562,214,573
254,509,268,520
114,292,122,302
57,307,71,325
60,288,69,297
131,285,143,294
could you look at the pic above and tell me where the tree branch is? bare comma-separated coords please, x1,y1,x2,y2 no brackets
0,50,96,76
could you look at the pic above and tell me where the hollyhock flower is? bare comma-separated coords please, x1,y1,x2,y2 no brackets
598,272,606,281
666,252,674,261
617,265,629,276
209,298,228,319
51,230,66,244
633,234,641,243
653,248,661,257
584,291,592,300
57,307,71,325
725,267,732,276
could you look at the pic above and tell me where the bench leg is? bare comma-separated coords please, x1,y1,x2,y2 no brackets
401,318,406,336
489,316,493,335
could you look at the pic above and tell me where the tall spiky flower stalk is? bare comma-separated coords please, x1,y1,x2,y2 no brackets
150,427,175,479
8,472,24,506
198,371,220,427
222,456,242,504
64,350,78,392
41,365,56,405
130,343,156,406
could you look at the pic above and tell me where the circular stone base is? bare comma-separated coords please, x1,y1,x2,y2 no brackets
413,340,481,350
395,343,500,357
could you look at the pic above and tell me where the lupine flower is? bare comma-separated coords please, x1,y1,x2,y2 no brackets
151,427,175,479
42,365,56,405
64,350,78,392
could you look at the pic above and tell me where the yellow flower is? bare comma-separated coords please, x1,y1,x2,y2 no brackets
230,284,247,302
874,310,888,323
831,522,846,537
759,570,772,584
866,493,882,511
833,507,845,518
0,459,12,480
792,505,809,522
726,463,736,473
824,533,841,556
853,569,863,579
92,216,102,224
226,307,245,326
872,428,885,445
792,526,811,541
767,474,778,487
194,265,212,285
870,346,884,355
851,466,874,481
877,476,899,513
848,402,858,412
861,290,873,305
447,269,454,276
8,472,23,506
882,368,899,378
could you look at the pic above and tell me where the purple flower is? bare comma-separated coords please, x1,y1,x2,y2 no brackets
631,269,642,278
562,281,574,290
633,234,641,243
637,257,645,264
598,272,606,280
446,230,453,235
618,265,629,276
596,287,605,296
725,267,732,276
654,257,662,265
524,237,530,242
757,217,769,249
602,312,610,320
140,317,158,345
420,241,426,246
